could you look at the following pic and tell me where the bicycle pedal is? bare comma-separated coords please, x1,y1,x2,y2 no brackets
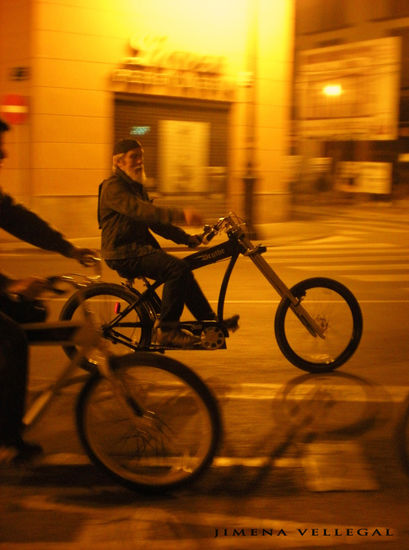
223,314,240,332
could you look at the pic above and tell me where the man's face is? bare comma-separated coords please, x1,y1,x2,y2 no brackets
118,147,144,182
0,132,6,170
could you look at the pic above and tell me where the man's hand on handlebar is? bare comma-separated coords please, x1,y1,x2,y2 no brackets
69,247,100,267
186,235,202,248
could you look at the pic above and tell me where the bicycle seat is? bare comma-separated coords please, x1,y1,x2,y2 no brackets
124,276,154,288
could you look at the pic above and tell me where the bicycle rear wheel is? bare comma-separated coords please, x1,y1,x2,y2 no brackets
60,283,153,360
76,353,221,493
275,277,363,373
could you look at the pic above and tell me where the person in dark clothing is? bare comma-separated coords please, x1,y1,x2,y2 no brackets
99,138,238,347
0,117,96,464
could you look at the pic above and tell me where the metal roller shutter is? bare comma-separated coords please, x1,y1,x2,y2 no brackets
114,93,231,217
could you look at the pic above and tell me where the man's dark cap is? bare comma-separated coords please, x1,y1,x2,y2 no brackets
113,139,142,156
0,118,10,132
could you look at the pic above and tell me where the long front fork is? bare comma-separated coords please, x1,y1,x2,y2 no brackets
239,237,326,339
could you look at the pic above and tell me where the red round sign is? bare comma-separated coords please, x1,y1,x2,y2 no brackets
1,94,29,124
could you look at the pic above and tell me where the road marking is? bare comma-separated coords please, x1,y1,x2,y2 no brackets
347,299,409,302
213,456,298,468
268,255,409,263
292,263,409,271
344,274,409,282
328,220,409,230
47,297,409,304
0,252,49,257
215,382,408,402
268,242,397,250
221,299,409,303
28,381,409,403
265,248,403,257
40,452,299,469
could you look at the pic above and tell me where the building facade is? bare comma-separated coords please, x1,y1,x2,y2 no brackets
293,0,409,201
0,0,294,239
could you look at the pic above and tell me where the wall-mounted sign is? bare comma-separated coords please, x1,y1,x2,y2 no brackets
112,35,235,101
1,94,29,124
127,35,225,74
9,67,30,81
130,126,151,136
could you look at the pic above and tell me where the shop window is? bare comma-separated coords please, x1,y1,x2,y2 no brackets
114,94,230,196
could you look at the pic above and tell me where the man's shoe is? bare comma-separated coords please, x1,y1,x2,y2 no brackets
156,327,200,348
222,314,240,332
0,439,43,466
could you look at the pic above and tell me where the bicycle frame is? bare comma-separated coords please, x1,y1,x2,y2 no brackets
16,272,222,493
113,221,325,339
22,320,97,427
21,269,147,429
23,317,150,430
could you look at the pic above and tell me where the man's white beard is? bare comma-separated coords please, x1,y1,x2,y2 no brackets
123,165,146,184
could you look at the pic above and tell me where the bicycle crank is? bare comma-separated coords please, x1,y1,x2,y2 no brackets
200,326,226,349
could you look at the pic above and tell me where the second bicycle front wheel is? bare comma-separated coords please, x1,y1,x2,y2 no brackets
76,352,221,493
275,277,363,373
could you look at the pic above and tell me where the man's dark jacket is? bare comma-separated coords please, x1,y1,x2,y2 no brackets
98,168,191,260
0,188,76,291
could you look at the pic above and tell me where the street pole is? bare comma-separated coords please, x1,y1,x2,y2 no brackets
242,0,259,239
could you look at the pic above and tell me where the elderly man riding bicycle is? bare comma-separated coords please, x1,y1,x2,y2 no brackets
98,138,239,348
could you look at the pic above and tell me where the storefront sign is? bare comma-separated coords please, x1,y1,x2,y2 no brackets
130,126,150,136
128,35,225,74
112,36,235,100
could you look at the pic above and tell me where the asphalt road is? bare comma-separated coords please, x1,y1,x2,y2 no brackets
1,213,409,549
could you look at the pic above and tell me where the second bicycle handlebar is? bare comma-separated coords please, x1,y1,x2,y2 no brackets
43,257,102,296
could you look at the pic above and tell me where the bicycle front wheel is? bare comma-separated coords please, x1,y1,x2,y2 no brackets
60,282,153,360
275,277,363,373
76,353,221,493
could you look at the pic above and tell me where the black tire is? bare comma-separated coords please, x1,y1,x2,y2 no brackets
59,283,153,360
275,277,363,373
76,352,221,493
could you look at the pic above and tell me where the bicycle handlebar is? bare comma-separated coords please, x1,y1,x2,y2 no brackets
200,225,218,244
43,257,102,296
195,213,245,245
